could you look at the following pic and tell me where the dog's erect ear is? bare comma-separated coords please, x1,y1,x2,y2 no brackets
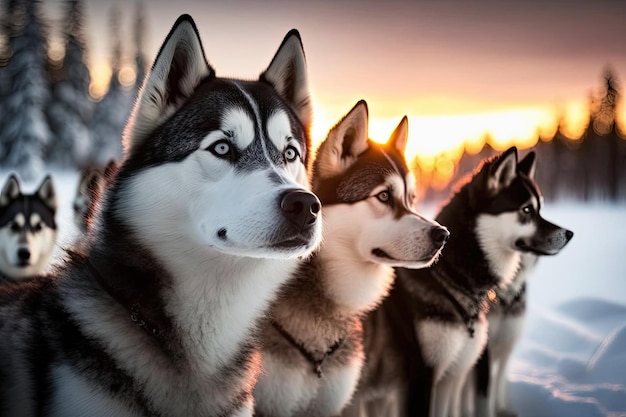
124,14,214,155
314,100,369,179
518,151,536,180
488,146,518,193
37,175,57,212
387,116,409,154
0,174,21,207
260,29,312,133
79,170,103,200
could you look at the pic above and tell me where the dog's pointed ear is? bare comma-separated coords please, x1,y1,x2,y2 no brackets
488,146,518,193
0,174,21,207
518,151,536,180
387,116,409,154
313,100,369,179
124,14,214,156
79,170,103,200
260,29,312,132
36,175,57,212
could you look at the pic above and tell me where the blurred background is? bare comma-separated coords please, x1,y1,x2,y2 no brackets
0,0,624,203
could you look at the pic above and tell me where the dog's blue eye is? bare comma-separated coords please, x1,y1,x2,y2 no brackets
208,140,235,160
284,145,300,162
522,205,533,214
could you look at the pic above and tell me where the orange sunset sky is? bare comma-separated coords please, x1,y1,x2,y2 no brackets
43,0,626,162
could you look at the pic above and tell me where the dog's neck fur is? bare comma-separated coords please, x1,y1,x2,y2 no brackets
316,242,395,315
62,176,299,415
436,186,520,295
495,253,536,304
272,239,393,353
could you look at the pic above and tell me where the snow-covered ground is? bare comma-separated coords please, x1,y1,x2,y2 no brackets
3,170,626,417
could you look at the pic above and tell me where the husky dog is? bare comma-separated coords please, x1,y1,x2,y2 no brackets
0,14,322,417
347,147,573,417
0,173,57,282
254,100,449,417
468,151,574,417
73,161,118,234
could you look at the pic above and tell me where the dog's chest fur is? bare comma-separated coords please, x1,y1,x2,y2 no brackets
254,262,366,417
417,313,488,382
397,272,489,381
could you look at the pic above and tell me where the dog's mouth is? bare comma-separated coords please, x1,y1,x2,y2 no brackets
371,248,440,265
514,239,558,256
270,236,311,249
372,248,394,260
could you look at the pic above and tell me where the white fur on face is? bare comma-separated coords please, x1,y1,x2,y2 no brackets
122,105,322,260
118,154,319,260
330,173,443,268
0,213,56,279
317,173,443,313
266,110,306,184
475,212,536,287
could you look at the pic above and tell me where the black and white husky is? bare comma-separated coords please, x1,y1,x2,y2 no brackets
467,151,574,417
253,101,448,417
0,14,322,417
347,146,572,417
0,173,57,282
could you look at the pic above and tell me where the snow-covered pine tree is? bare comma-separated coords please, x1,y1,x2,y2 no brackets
45,0,92,169
88,6,132,166
132,0,147,97
0,0,17,136
0,0,51,181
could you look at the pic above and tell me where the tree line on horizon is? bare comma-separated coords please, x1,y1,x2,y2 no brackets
0,0,146,181
0,0,624,203
413,68,626,203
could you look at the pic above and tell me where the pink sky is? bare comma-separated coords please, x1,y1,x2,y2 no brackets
44,0,626,156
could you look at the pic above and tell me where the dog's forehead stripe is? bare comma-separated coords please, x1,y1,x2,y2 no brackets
232,81,287,175
0,197,56,229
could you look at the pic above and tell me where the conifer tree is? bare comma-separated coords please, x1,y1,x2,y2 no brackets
45,0,92,168
0,0,50,181
88,6,132,166
133,0,147,94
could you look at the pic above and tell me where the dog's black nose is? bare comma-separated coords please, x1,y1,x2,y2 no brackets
430,227,450,245
280,190,321,230
565,230,574,241
17,248,31,262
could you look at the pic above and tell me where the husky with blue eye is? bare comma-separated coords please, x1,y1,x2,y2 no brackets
254,101,448,417
0,14,322,417
0,173,57,283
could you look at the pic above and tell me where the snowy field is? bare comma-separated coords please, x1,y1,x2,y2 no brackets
3,170,626,417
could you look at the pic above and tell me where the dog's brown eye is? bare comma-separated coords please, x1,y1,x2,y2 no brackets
32,223,42,232
284,145,300,163
10,222,20,233
377,190,390,203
